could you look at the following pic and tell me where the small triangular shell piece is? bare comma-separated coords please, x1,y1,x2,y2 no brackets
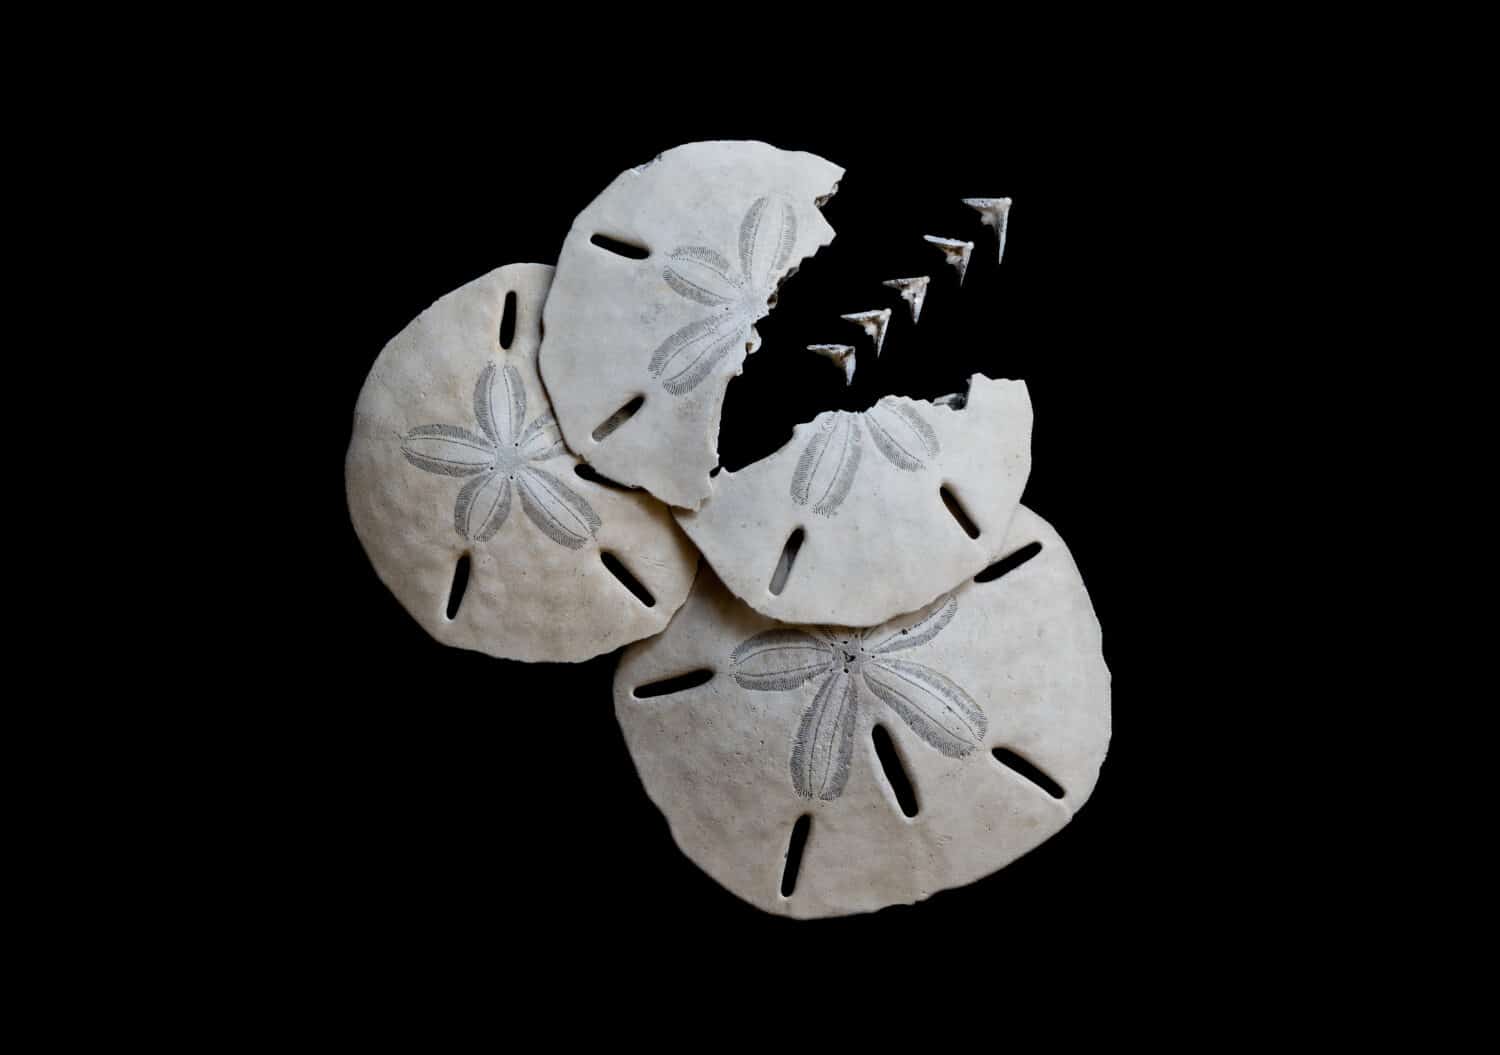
962,197,1012,263
839,309,892,357
882,276,930,323
924,236,974,284
807,344,856,385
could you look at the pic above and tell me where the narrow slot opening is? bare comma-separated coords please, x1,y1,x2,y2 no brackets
591,396,644,442
991,748,1065,799
974,541,1043,583
769,528,805,596
871,725,919,817
499,290,517,349
780,814,811,897
574,463,636,490
940,486,981,539
601,552,655,607
590,233,650,260
632,669,715,699
445,553,471,621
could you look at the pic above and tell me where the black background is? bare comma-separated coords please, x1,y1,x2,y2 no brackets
296,102,1210,976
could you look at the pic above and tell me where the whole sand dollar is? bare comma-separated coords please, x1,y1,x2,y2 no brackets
346,264,698,662
676,375,1032,626
614,506,1109,918
540,140,844,510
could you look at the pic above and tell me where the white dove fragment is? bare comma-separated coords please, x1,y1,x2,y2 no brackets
882,276,930,323
807,344,857,385
924,235,974,284
962,197,1012,263
840,309,892,357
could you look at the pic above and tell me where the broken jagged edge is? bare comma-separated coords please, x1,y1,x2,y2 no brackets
924,235,974,284
806,344,856,385
539,141,844,510
882,276,929,323
345,264,700,662
674,375,1032,627
615,506,1111,919
840,309,891,357
962,197,1011,263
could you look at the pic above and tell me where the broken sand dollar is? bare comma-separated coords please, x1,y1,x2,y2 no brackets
346,264,698,662
615,506,1110,918
674,375,1031,627
539,141,844,510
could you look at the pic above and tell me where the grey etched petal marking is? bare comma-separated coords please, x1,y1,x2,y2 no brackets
658,323,744,396
739,195,797,291
516,466,602,550
495,364,527,446
790,671,858,801
867,595,958,655
454,471,512,542
517,412,567,461
664,246,742,306
649,314,744,395
865,400,940,470
731,629,837,691
473,362,499,444
863,659,986,757
790,414,863,517
401,424,495,477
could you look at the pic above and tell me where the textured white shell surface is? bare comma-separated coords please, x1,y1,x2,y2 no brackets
539,140,844,510
614,506,1110,919
346,263,699,662
675,375,1032,626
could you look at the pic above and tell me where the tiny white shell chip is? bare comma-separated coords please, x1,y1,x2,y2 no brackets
924,235,975,283
675,375,1031,627
806,344,856,385
882,276,929,323
962,197,1012,263
346,264,699,662
840,308,891,356
540,141,844,510
615,506,1110,918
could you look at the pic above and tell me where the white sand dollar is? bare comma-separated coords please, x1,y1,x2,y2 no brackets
615,506,1110,918
674,375,1031,626
540,141,844,510
346,264,698,662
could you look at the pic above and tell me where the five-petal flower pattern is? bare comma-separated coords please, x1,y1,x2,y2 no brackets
400,362,602,548
649,195,799,395
729,595,985,801
790,398,940,516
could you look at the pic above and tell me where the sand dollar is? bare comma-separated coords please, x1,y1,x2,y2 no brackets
539,140,844,510
614,506,1109,918
676,375,1032,626
346,263,698,662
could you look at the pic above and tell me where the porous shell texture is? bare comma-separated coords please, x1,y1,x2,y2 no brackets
346,264,698,662
540,141,844,510
615,506,1110,918
675,375,1031,627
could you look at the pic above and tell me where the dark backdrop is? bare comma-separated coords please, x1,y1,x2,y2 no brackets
295,104,1207,975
